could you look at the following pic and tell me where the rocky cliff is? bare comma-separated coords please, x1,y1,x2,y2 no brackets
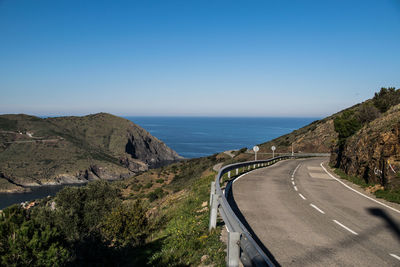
331,104,400,189
0,113,182,192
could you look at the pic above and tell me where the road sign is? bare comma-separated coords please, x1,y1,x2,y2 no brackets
253,146,259,160
271,146,276,158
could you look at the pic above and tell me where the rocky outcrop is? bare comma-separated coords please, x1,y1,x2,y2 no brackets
331,104,400,188
0,113,182,192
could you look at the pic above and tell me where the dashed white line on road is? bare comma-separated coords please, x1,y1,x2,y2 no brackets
310,204,325,214
333,220,358,235
390,253,400,261
291,177,294,181
299,193,306,200
292,181,295,186
294,186,298,191
292,164,301,177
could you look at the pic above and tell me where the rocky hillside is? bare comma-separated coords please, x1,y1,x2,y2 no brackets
0,113,181,192
248,88,400,193
329,88,400,190
331,103,400,189
256,117,338,154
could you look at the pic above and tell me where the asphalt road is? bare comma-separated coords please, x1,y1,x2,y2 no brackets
232,157,400,266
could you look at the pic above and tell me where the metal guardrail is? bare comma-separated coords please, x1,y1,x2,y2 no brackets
209,153,330,267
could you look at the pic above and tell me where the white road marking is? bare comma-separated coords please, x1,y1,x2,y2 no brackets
292,164,301,177
390,253,400,261
233,168,258,184
292,181,295,186
333,220,358,235
310,203,325,214
299,193,306,200
291,177,294,181
294,186,298,191
320,163,400,214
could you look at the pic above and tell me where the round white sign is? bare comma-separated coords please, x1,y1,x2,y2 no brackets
253,146,259,152
271,146,276,151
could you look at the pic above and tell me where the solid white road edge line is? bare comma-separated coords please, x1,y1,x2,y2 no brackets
390,253,400,261
333,220,358,235
294,186,298,191
310,203,325,214
320,162,400,214
232,168,260,184
299,193,306,200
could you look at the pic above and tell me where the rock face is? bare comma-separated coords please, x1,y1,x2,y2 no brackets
0,113,182,192
330,104,400,188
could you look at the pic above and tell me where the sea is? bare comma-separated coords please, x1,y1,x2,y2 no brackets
0,117,318,209
125,117,318,158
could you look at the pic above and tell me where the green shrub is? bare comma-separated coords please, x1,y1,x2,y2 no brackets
0,205,71,266
143,182,153,189
51,181,121,242
373,87,400,113
356,103,380,124
147,188,166,202
156,178,164,184
101,200,149,247
334,110,362,140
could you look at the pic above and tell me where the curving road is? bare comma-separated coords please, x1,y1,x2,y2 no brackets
231,157,400,266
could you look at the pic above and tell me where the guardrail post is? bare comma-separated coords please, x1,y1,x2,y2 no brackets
210,181,216,205
209,193,219,231
228,232,240,267
236,168,238,175
228,171,231,179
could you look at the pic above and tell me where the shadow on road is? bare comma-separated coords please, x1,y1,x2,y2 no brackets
367,207,400,244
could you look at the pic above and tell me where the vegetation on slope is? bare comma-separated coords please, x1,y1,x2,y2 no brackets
0,154,228,266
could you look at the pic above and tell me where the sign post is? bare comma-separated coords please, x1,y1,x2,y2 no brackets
253,146,259,161
271,145,276,158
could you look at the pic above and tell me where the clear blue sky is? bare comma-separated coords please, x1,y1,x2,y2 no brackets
1,0,399,117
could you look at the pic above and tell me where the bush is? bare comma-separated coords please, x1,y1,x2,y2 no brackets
356,103,380,124
373,87,400,113
156,178,164,184
143,182,153,189
334,110,362,140
147,188,166,202
0,205,71,266
101,200,148,247
51,181,121,242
